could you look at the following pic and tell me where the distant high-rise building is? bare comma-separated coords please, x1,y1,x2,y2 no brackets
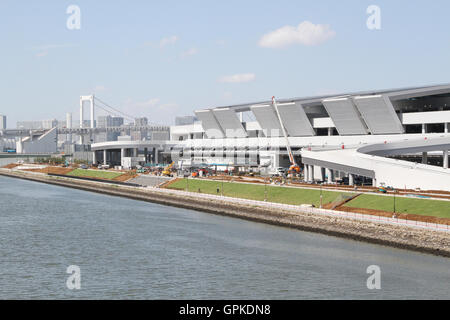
0,115,6,129
42,119,58,129
135,117,148,127
112,117,124,127
16,121,43,130
175,116,197,126
97,115,113,128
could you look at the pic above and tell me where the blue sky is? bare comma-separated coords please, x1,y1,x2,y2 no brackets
1,0,449,126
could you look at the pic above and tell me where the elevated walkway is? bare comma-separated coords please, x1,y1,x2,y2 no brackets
301,136,450,191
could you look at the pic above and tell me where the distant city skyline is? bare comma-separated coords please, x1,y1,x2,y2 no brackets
1,0,450,126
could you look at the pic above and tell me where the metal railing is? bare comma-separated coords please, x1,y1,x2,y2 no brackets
149,186,450,233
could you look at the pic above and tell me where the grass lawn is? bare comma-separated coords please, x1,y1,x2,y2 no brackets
345,194,450,218
167,178,349,207
67,168,124,180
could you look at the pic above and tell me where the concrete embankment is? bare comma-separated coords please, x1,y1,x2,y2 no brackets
1,169,449,257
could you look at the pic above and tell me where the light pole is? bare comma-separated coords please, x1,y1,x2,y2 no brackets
320,183,323,209
264,177,268,202
393,189,396,215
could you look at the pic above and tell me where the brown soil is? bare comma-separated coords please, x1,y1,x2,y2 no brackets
112,171,137,182
24,166,73,175
21,166,137,182
2,163,21,169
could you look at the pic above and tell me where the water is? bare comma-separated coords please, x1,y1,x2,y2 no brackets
0,176,449,299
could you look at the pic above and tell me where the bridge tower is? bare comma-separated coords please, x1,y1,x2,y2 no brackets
80,95,95,129
79,95,95,144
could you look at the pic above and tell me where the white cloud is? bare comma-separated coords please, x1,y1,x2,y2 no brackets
259,21,336,48
159,35,179,48
218,73,256,84
180,47,198,58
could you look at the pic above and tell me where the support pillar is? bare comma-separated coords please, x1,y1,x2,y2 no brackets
304,165,309,182
133,148,138,157
444,150,449,169
319,167,325,182
422,123,427,134
103,149,107,165
90,95,95,129
349,174,354,186
422,152,428,164
326,168,333,184
308,165,314,182
372,177,377,187
155,148,159,164
328,127,333,136
92,151,96,165
445,123,449,134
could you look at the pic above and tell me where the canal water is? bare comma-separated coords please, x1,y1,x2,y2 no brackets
0,175,449,299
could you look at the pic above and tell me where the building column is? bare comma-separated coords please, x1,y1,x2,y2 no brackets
319,167,325,181
445,123,449,134
154,148,159,164
422,152,428,164
328,127,333,136
422,123,427,134
303,165,309,182
133,148,138,157
349,174,354,186
444,150,449,169
308,165,314,182
326,168,333,184
103,149,107,165
90,95,95,129
372,177,377,187
92,151,96,165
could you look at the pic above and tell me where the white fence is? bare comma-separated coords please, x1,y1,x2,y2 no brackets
150,186,450,233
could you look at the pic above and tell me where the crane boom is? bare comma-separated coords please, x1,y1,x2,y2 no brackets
272,96,300,173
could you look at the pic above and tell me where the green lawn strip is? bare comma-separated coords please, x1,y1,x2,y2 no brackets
168,178,346,207
344,194,450,218
67,168,123,180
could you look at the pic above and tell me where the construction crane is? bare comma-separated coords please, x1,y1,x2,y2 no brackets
271,96,301,175
162,161,175,176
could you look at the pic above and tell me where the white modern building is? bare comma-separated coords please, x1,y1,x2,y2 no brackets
0,115,6,130
16,127,58,154
166,84,450,191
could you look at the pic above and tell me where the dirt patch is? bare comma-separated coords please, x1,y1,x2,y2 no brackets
2,163,21,169
323,193,362,210
112,171,137,182
24,166,73,175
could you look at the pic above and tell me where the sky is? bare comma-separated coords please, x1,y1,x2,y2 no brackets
0,0,449,127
